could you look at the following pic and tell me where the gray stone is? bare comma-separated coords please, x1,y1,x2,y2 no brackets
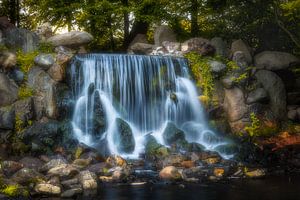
0,52,16,70
34,54,55,70
47,31,93,47
255,70,286,120
13,98,33,125
19,156,44,171
254,51,300,70
61,188,82,198
181,37,215,56
35,183,61,195
211,37,229,58
11,168,45,184
0,73,18,107
224,87,247,122
128,34,148,47
128,43,155,55
114,118,135,153
287,110,298,121
232,51,248,70
0,105,14,129
78,170,97,195
154,25,176,46
221,76,234,89
40,158,68,172
209,61,226,74
7,69,24,84
28,67,57,119
246,88,268,104
48,164,79,178
231,39,252,64
162,41,181,53
163,122,185,145
36,22,53,41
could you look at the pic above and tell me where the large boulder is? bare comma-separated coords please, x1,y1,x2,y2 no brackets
47,31,93,47
223,87,247,122
255,70,286,120
254,51,300,70
92,92,107,136
34,54,55,71
246,88,268,104
163,122,185,145
13,98,34,125
232,51,248,70
209,61,226,74
4,28,39,53
211,37,229,58
35,22,53,41
128,34,148,47
128,43,155,55
231,39,252,64
0,105,15,129
0,73,18,107
47,63,66,82
114,118,135,153
181,38,215,56
28,67,57,119
159,166,182,180
154,25,176,46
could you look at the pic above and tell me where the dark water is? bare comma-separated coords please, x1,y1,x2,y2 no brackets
97,175,300,200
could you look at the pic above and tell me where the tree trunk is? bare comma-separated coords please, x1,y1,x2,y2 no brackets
122,0,130,49
190,0,199,37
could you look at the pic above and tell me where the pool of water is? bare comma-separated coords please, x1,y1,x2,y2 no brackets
96,175,300,200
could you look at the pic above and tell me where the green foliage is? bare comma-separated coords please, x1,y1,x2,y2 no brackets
231,73,248,84
0,184,29,197
185,52,214,98
244,113,261,138
18,85,34,100
16,50,38,76
38,42,55,54
15,114,24,134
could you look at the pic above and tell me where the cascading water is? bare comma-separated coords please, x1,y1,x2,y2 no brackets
70,54,234,159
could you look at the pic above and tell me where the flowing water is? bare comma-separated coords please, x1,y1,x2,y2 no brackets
70,54,232,158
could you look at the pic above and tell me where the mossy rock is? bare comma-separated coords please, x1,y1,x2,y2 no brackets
145,135,169,159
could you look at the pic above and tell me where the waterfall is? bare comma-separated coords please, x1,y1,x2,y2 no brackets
70,54,233,159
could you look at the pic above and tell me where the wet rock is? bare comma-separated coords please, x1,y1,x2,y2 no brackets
213,168,225,177
99,176,113,182
35,183,61,195
255,70,286,120
72,159,92,169
211,37,229,58
34,54,55,70
231,39,252,64
47,31,93,47
245,169,266,178
19,157,44,171
162,154,186,167
61,178,79,188
159,166,182,181
111,167,130,181
0,73,18,107
28,67,57,119
246,88,268,104
181,160,195,168
154,25,177,46
209,61,226,74
128,43,155,55
40,158,67,172
203,156,221,165
11,168,45,184
163,122,185,145
48,164,79,178
1,161,23,176
47,176,61,187
78,170,97,195
61,187,82,198
0,105,15,130
114,118,135,153
255,51,300,70
106,155,127,168
144,135,169,159
224,87,247,122
181,37,215,56
7,68,24,84
87,162,107,175
92,92,107,137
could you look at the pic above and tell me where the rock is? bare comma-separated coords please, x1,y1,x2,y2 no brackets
1,161,23,176
245,169,265,178
106,155,127,168
99,176,113,182
13,98,33,125
111,167,130,181
0,106,15,129
78,170,97,194
221,76,234,89
223,87,247,122
22,120,60,153
35,183,61,195
0,73,18,107
254,51,300,70
162,154,186,167
36,22,53,40
231,39,252,64
61,188,82,198
181,161,195,168
47,31,93,47
86,162,107,175
19,157,44,171
203,157,220,165
159,166,182,180
61,178,79,188
128,43,155,55
163,122,185,145
232,51,249,70
7,68,24,84
246,88,268,104
144,135,169,158
181,37,215,56
255,70,286,120
73,159,92,168
47,176,61,186
114,118,135,153
129,34,148,47
28,67,57,119
40,158,67,172
0,52,17,70
4,28,39,53
91,92,107,137
213,168,225,177
47,63,65,82
211,37,229,58
209,61,226,74
48,164,79,178
11,168,44,184
34,54,55,70
154,25,176,46
162,41,181,53
287,92,300,105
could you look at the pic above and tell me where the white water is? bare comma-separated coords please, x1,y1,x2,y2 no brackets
71,54,233,159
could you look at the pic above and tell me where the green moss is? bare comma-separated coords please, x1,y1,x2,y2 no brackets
185,52,214,98
230,72,248,84
38,42,55,54
244,113,261,137
74,147,83,159
18,85,34,99
16,50,38,77
0,184,29,197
